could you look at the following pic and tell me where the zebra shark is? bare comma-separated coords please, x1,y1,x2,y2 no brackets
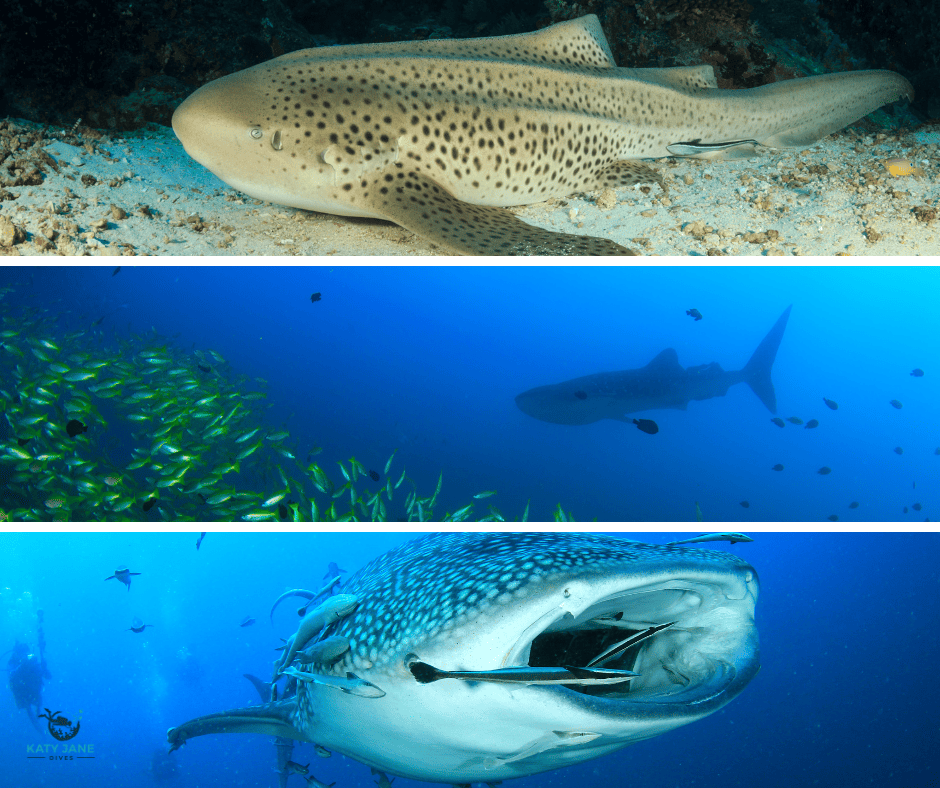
171,14,912,255
167,532,760,783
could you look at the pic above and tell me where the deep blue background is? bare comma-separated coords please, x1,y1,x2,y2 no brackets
1,265,937,522
0,531,937,788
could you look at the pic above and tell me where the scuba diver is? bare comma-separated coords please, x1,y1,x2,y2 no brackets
5,609,51,733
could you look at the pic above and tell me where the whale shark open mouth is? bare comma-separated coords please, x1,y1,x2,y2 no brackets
508,580,759,708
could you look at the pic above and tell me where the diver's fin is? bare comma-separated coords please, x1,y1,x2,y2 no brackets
167,700,311,752
741,305,792,413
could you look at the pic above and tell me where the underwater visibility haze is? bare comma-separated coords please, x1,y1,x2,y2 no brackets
0,531,937,788
0,265,938,522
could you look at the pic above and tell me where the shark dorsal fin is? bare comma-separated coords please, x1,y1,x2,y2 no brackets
645,348,682,371
274,15,617,70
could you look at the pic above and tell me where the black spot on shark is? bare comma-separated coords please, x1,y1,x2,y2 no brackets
515,305,791,424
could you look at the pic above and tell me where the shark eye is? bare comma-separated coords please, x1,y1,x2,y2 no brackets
249,126,263,139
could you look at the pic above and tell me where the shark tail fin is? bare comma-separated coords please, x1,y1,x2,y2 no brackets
741,305,792,413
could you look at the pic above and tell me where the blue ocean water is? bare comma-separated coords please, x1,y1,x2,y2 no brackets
0,265,937,522
0,531,937,788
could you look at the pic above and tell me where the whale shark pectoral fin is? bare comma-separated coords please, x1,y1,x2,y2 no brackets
343,167,639,256
167,700,310,752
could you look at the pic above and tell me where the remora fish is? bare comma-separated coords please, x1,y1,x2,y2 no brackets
515,305,791,424
666,533,754,546
170,15,911,256
167,533,760,783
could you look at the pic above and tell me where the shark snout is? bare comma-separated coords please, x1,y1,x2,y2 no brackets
172,69,269,176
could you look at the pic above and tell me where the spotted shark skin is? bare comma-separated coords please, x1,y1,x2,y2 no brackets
171,15,912,255
168,533,760,783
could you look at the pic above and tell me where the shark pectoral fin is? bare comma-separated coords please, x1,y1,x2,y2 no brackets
591,159,667,194
346,166,638,255
167,700,310,752
498,731,603,766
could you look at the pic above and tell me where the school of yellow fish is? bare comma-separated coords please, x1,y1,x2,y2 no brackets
0,284,545,523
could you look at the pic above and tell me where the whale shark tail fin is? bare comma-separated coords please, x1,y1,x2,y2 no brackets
742,305,792,414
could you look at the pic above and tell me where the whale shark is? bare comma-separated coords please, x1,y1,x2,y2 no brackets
515,305,791,425
167,532,760,783
171,15,912,255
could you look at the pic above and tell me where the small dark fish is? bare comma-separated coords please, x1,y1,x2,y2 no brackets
894,447,904,455
910,368,924,377
197,363,211,373
903,506,909,514
112,266,122,276
196,532,206,550
278,503,289,520
772,464,784,471
912,503,923,512
66,419,88,438
324,562,347,580
770,417,785,428
369,469,380,482
827,515,839,521
848,501,859,509
685,308,703,321
240,616,256,627
889,399,903,409
804,419,819,429
823,398,838,410
105,565,141,589
93,315,106,326
128,617,153,633
785,416,803,425
739,500,749,508
574,390,587,400
817,466,832,475
142,497,157,512
17,437,31,446
633,418,659,435
310,292,322,303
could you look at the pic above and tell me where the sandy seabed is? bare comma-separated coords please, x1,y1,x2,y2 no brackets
1,118,938,258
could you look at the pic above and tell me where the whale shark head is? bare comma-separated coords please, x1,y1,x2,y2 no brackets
168,533,759,783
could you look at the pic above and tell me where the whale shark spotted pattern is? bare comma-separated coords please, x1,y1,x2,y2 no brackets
171,15,913,255
168,532,760,783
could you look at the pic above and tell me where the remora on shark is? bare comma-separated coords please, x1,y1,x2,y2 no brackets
167,532,760,783
171,16,912,255
515,305,791,425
